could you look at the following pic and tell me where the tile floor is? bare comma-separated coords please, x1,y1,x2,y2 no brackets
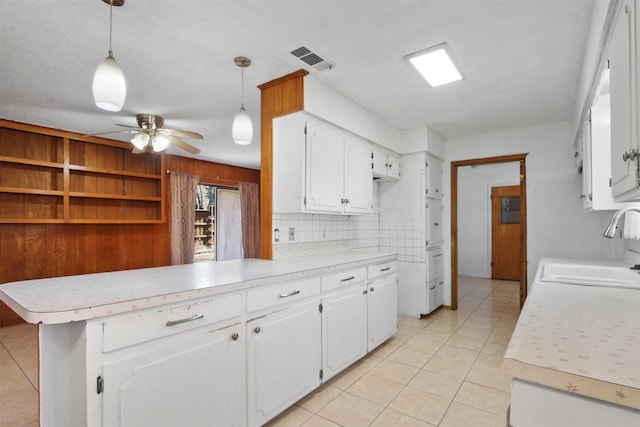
0,277,519,427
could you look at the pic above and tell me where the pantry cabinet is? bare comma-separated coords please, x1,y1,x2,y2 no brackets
273,111,373,215
609,0,640,201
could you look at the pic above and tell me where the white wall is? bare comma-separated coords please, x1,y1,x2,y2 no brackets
458,162,520,278
443,121,626,305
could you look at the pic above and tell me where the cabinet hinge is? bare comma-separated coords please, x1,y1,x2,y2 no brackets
606,59,610,69
304,196,307,206
304,123,307,135
97,376,104,394
319,369,324,380
319,303,323,313
609,178,612,187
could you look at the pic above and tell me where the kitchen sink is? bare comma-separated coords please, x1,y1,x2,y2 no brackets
539,262,640,289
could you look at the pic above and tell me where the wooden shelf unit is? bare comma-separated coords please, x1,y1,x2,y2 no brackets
0,119,165,224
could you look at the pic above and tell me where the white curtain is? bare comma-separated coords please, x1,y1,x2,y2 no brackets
170,172,199,265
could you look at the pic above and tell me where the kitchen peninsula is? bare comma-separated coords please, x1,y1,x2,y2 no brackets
0,251,398,427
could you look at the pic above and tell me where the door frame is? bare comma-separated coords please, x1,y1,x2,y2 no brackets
450,153,528,309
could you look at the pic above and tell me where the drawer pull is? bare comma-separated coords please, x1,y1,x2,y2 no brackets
370,287,375,293
231,333,239,341
363,289,368,295
340,276,356,282
165,313,204,327
433,253,443,258
380,267,391,272
439,281,445,285
278,290,301,298
430,285,436,290
254,326,261,334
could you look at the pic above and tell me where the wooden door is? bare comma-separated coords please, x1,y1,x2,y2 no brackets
491,185,521,280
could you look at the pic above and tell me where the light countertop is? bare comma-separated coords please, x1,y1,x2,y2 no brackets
502,258,640,410
0,251,396,325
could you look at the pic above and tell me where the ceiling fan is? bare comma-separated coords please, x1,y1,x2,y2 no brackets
91,114,202,154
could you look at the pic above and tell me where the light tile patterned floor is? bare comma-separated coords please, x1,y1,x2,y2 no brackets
0,277,519,427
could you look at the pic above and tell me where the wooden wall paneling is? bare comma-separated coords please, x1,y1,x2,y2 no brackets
23,224,46,279
258,69,308,260
0,224,25,284
44,224,57,277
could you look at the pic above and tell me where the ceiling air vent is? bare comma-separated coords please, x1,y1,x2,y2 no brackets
291,46,333,71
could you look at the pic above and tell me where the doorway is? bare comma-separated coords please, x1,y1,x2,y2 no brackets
491,185,521,280
451,154,528,309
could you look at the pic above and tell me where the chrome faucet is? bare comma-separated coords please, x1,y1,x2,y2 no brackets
603,207,640,238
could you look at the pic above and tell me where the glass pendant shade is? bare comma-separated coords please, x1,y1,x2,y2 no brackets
131,132,149,150
93,51,126,111
152,134,170,152
232,105,252,145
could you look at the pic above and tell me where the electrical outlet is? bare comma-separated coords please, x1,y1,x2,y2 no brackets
289,227,295,241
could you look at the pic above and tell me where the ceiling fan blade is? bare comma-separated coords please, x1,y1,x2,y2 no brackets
164,129,204,140
115,123,141,129
83,129,138,137
169,135,201,154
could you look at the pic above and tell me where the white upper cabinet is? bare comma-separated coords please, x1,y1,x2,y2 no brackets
609,0,640,201
372,144,401,181
273,111,373,215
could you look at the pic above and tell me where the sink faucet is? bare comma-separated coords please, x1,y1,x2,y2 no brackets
603,207,640,238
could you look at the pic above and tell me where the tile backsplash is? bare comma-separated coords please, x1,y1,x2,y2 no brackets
272,184,424,261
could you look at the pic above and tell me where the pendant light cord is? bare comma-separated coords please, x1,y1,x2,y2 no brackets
108,0,114,56
241,66,245,108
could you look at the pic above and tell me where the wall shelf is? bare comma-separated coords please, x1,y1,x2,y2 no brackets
0,120,165,224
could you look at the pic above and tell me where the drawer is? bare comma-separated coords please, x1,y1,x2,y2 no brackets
103,292,243,353
321,268,367,292
427,249,444,280
246,277,320,313
367,261,397,280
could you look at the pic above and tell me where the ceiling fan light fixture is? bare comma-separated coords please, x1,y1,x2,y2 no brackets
152,133,170,152
131,132,149,150
233,56,252,145
93,0,126,111
232,105,253,145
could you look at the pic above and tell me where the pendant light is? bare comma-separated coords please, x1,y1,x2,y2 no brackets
232,56,253,145
93,0,126,112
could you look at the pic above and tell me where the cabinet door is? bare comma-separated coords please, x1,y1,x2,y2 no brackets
610,0,639,199
426,155,443,199
247,299,322,427
386,152,401,180
306,119,345,213
426,198,443,248
367,274,398,351
322,284,368,381
344,135,373,214
102,323,245,427
371,145,388,176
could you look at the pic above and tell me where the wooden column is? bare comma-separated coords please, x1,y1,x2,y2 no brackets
257,70,308,259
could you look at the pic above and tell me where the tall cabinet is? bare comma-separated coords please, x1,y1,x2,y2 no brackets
380,152,445,318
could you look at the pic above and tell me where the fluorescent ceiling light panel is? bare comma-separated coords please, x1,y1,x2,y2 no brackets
407,43,463,87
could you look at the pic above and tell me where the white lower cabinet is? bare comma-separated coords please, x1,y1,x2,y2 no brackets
321,282,368,381
366,264,398,351
246,299,322,427
102,323,245,427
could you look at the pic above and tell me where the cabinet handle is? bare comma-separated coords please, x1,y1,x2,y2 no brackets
253,326,261,334
439,281,445,285
231,333,239,341
430,285,436,290
434,222,440,226
370,287,375,292
622,150,639,162
279,290,301,298
165,313,204,327
340,276,356,282
380,267,391,272
433,253,443,258
363,289,368,295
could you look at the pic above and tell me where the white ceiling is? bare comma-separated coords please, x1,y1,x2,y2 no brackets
0,0,594,170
